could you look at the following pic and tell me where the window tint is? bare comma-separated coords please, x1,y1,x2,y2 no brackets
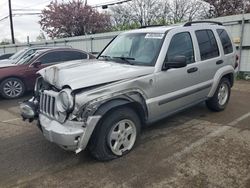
195,30,219,60
217,29,233,54
38,51,88,64
38,51,62,64
166,32,195,64
60,51,88,61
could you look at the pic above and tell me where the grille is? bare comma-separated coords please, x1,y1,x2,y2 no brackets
39,90,58,118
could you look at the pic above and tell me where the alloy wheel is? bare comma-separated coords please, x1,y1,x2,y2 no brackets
108,119,137,156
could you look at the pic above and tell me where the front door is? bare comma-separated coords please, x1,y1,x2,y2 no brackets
148,31,200,120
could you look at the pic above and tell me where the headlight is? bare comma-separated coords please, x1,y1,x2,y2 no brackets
56,88,74,112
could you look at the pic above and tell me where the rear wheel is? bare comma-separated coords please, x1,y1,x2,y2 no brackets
0,78,25,99
88,107,141,161
206,78,231,111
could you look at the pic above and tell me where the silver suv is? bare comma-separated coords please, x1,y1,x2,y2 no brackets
21,21,237,161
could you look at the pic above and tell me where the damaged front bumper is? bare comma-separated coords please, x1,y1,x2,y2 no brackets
39,114,101,152
20,99,101,153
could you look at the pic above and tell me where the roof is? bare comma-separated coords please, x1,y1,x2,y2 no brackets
123,25,182,34
122,21,224,34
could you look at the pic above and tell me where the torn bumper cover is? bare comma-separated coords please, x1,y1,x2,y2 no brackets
20,100,38,121
39,114,101,152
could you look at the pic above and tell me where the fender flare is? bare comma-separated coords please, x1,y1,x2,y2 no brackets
208,65,235,98
92,91,148,123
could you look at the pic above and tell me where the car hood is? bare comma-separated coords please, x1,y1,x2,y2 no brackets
0,59,15,64
38,59,155,90
0,62,16,68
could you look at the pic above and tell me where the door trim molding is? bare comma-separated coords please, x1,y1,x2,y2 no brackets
158,82,212,106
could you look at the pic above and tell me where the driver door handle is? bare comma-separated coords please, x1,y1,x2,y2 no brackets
187,67,198,73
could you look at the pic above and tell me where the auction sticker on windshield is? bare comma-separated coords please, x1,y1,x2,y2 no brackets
145,33,164,39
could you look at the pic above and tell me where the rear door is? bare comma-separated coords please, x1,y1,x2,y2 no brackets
216,29,235,67
25,51,63,89
193,29,222,99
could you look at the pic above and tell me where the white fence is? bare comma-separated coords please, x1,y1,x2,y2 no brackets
1,14,250,72
0,31,121,55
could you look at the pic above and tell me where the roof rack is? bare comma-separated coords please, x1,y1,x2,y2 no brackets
140,24,164,29
183,21,223,27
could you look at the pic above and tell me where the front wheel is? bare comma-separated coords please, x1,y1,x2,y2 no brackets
0,78,25,99
206,78,231,112
88,107,141,161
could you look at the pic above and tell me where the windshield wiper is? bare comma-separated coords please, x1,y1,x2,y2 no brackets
113,57,135,65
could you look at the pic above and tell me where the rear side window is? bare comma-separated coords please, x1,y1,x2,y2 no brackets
216,29,233,54
61,51,88,61
38,51,62,64
195,30,219,61
166,32,195,64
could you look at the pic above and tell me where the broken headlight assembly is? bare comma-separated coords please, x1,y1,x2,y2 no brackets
56,88,74,113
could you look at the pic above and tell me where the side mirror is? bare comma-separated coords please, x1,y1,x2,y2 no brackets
162,56,187,70
32,61,41,68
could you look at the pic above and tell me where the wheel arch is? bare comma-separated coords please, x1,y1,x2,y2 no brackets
208,65,234,98
92,92,148,126
222,72,234,87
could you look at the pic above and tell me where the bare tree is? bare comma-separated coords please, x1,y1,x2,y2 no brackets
110,0,168,27
109,0,209,29
168,0,209,23
110,4,135,29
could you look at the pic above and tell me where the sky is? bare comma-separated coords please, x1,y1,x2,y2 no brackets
0,0,113,43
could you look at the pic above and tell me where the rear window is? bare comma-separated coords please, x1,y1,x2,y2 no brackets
195,30,219,61
216,29,233,54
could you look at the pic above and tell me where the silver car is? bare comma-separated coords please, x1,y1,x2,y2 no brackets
21,21,237,161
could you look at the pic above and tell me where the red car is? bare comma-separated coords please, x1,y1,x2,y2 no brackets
0,48,95,99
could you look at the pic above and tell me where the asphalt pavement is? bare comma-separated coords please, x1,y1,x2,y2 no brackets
0,81,250,188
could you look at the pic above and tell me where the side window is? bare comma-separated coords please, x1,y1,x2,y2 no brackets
195,30,219,61
166,32,195,64
61,51,88,61
216,29,233,54
38,51,62,64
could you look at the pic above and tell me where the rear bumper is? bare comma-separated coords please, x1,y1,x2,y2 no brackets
39,114,101,152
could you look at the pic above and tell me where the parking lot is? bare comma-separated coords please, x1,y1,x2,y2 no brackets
0,80,249,188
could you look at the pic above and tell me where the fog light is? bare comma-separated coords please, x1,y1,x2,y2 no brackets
20,103,35,119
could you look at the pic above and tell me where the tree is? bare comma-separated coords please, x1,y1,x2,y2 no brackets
168,0,210,23
39,0,112,38
36,31,46,41
204,0,250,17
109,0,209,28
110,0,169,27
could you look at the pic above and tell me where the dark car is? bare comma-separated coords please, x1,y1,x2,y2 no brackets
0,47,52,64
0,48,94,99
0,53,14,60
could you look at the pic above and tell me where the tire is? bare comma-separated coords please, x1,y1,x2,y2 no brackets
88,107,141,161
0,77,25,99
206,78,231,112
